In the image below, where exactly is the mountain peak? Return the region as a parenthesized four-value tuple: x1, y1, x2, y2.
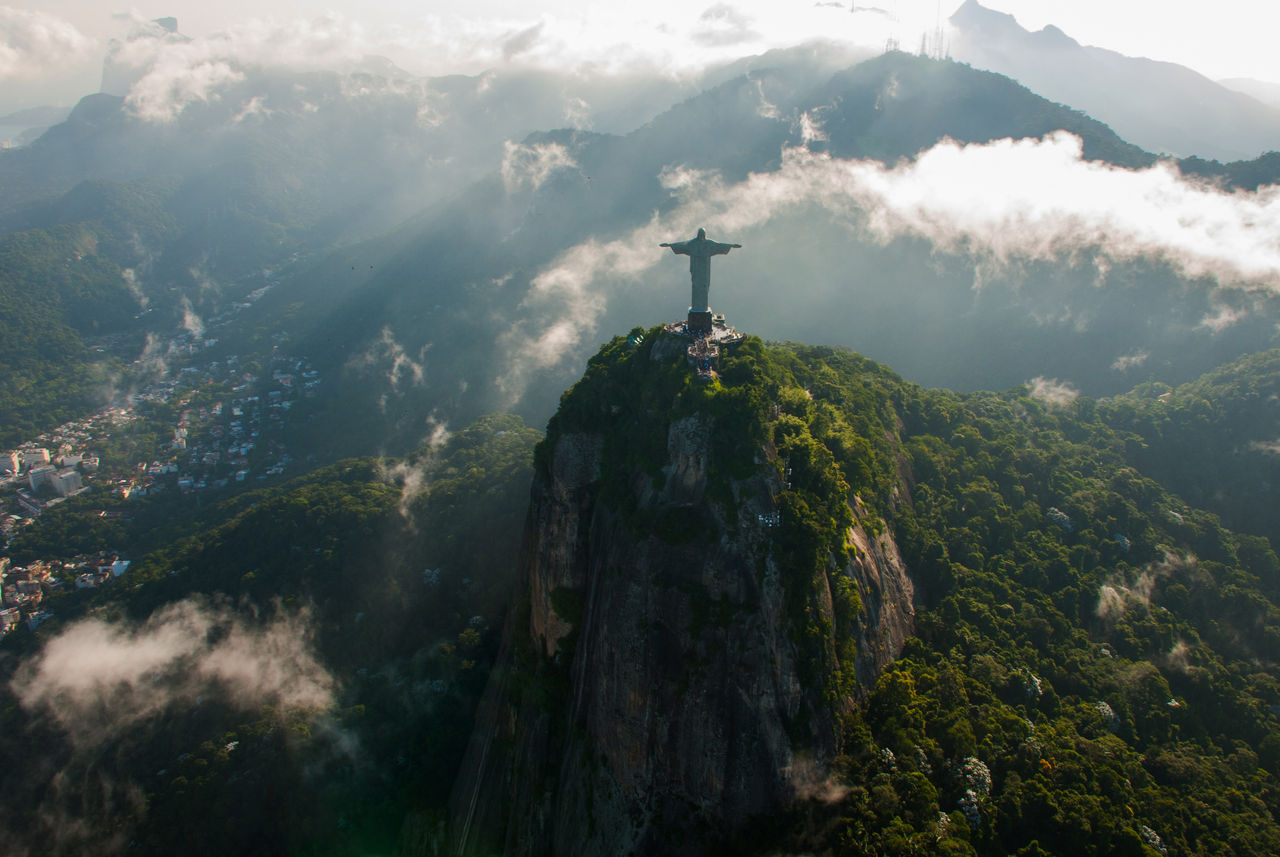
(947, 0, 1280, 160)
(950, 1, 1077, 48)
(950, 0, 1021, 34)
(450, 332, 916, 855)
(1033, 23, 1079, 49)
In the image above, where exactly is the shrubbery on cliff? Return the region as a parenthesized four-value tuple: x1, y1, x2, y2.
(546, 329, 1280, 855)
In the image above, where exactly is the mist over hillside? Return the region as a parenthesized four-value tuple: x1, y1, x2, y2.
(6, 33, 1280, 456)
(242, 51, 1280, 456)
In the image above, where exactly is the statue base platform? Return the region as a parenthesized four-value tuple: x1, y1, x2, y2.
(663, 312, 745, 382)
(687, 310, 713, 331)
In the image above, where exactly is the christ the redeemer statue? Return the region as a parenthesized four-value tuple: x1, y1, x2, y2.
(660, 228, 740, 329)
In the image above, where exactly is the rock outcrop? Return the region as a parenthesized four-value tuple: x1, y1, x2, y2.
(450, 331, 916, 856)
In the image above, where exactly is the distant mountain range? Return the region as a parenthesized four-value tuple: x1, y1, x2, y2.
(178, 49, 1271, 465)
(949, 0, 1280, 161)
(5, 39, 1280, 456)
(0, 105, 71, 148)
(1220, 78, 1280, 111)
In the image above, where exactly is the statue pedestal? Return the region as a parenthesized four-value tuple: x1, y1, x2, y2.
(687, 310, 713, 331)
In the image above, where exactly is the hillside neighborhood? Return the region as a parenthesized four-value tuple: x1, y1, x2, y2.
(1, 330, 322, 636)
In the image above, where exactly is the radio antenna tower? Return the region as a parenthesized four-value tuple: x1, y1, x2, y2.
(882, 0, 901, 54)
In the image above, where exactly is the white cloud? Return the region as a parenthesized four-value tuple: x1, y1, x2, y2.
(1111, 350, 1149, 371)
(1026, 377, 1080, 407)
(844, 133, 1280, 289)
(693, 4, 760, 47)
(501, 21, 544, 61)
(101, 3, 889, 122)
(1165, 639, 1192, 673)
(1197, 301, 1246, 332)
(495, 132, 1280, 400)
(125, 54, 244, 121)
(12, 600, 334, 747)
(231, 93, 271, 122)
(495, 215, 667, 403)
(500, 139, 579, 192)
(352, 326, 427, 399)
(1096, 584, 1126, 622)
(118, 15, 373, 121)
(795, 110, 828, 144)
(750, 72, 781, 119)
(179, 295, 204, 338)
(562, 95, 591, 130)
(136, 331, 173, 379)
(378, 415, 451, 520)
(0, 6, 89, 81)
(1096, 551, 1195, 620)
(120, 267, 148, 309)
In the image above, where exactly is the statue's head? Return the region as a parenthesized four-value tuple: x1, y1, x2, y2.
(697, 227, 706, 238)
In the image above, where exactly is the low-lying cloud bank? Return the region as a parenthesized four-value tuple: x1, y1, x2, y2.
(98, 3, 897, 123)
(0, 6, 90, 80)
(13, 599, 334, 747)
(502, 132, 1280, 398)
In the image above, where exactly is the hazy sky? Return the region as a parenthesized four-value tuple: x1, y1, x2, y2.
(4, 1, 1280, 113)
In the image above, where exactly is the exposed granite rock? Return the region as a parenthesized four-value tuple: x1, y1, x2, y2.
(450, 343, 917, 856)
(845, 504, 915, 689)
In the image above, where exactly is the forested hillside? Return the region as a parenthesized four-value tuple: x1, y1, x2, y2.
(5, 328, 1280, 854)
(0, 415, 539, 855)
(459, 332, 1280, 856)
(1100, 348, 1280, 547)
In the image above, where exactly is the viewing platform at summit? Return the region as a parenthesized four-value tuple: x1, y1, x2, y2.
(664, 315, 744, 381)
(659, 227, 745, 381)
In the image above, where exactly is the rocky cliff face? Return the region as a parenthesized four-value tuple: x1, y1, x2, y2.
(450, 332, 916, 856)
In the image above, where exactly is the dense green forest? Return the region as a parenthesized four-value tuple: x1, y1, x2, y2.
(1099, 348, 1280, 547)
(752, 343, 1280, 856)
(6, 325, 1280, 856)
(0, 178, 183, 446)
(535, 331, 1280, 856)
(0, 414, 540, 855)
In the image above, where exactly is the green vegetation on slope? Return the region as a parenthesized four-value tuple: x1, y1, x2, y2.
(751, 354, 1280, 857)
(0, 414, 540, 856)
(1100, 347, 1280, 548)
(7, 324, 1280, 857)
(543, 331, 1280, 856)
(0, 178, 184, 445)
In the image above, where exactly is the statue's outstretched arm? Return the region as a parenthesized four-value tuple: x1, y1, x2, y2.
(706, 241, 742, 255)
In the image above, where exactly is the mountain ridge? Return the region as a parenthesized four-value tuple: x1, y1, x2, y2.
(949, 0, 1280, 161)
(451, 330, 915, 855)
(448, 331, 1280, 856)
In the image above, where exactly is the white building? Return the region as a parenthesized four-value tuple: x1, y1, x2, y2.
(27, 465, 57, 493)
(21, 448, 50, 468)
(53, 468, 83, 495)
(103, 559, 130, 577)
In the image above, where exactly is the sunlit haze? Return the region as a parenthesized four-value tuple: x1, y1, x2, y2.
(4, 1, 1280, 113)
